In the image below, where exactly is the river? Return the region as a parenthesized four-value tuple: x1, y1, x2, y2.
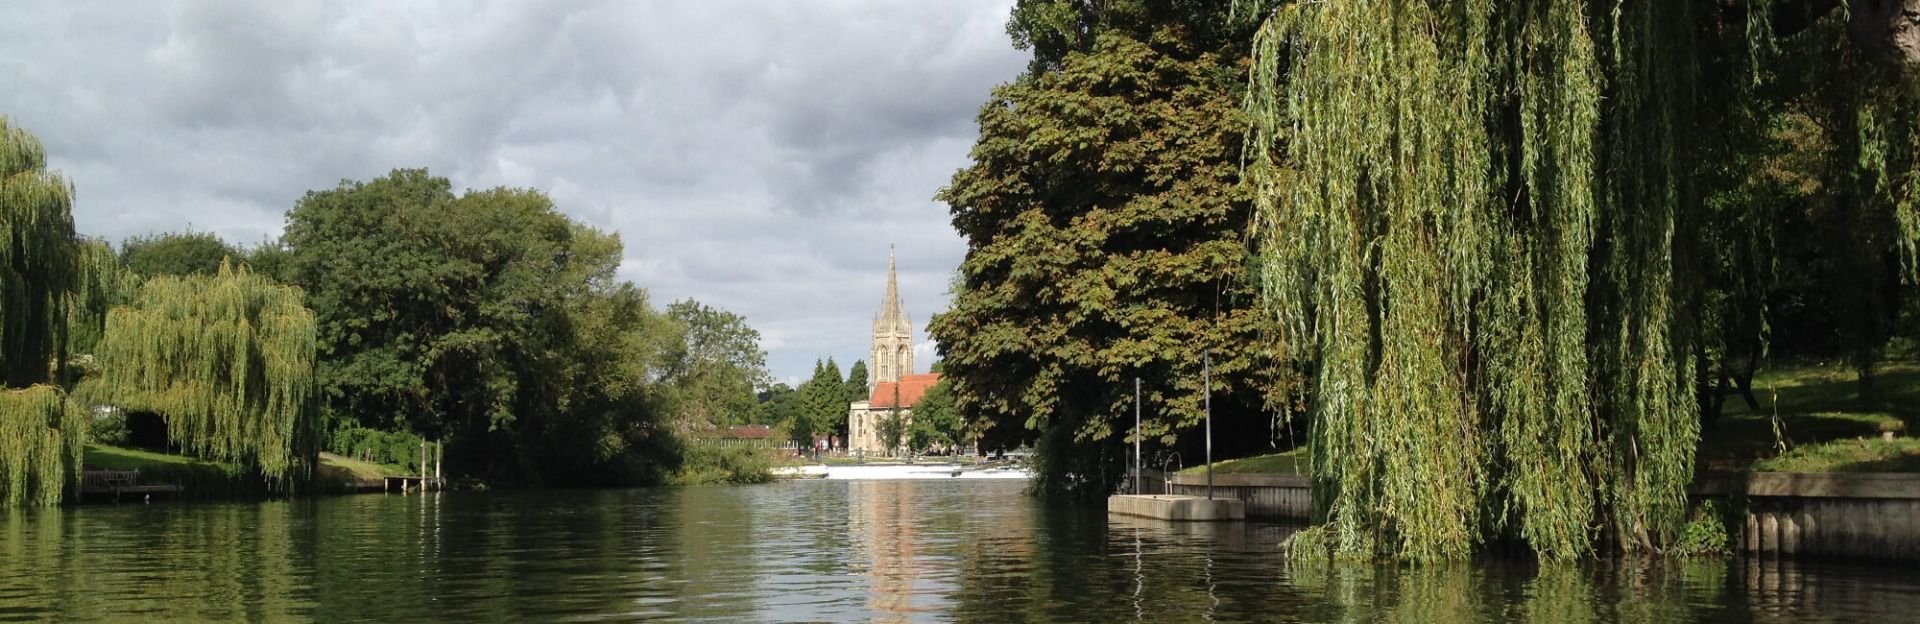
(2, 479, 1917, 622)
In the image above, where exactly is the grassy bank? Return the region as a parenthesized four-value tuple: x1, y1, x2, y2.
(1177, 362, 1920, 477)
(1700, 362, 1920, 473)
(82, 444, 409, 498)
(1179, 446, 1308, 475)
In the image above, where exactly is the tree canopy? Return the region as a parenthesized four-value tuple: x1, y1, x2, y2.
(82, 263, 318, 490)
(281, 169, 682, 483)
(657, 299, 769, 428)
(932, 5, 1287, 500)
(119, 231, 238, 279)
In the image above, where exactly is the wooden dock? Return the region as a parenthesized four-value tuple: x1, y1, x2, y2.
(383, 476, 444, 493)
(80, 470, 183, 502)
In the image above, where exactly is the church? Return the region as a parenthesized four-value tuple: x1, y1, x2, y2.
(846, 251, 940, 455)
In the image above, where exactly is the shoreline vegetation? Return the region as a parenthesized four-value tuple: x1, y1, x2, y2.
(3, 118, 793, 508)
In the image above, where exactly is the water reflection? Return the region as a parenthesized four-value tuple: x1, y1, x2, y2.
(3, 482, 1920, 622)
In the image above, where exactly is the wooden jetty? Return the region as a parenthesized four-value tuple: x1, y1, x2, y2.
(80, 470, 183, 502)
(383, 438, 447, 493)
(383, 475, 445, 493)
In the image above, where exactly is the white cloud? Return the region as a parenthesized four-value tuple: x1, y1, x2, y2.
(0, 0, 1025, 381)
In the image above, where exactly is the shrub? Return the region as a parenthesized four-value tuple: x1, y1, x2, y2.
(669, 444, 772, 485)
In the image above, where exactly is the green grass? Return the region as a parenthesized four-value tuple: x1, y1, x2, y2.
(315, 452, 408, 483)
(1753, 437, 1920, 473)
(1699, 361, 1920, 473)
(85, 444, 239, 474)
(84, 445, 410, 496)
(83, 444, 259, 498)
(1180, 446, 1309, 475)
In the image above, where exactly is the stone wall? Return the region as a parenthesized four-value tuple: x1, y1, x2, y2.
(1728, 473, 1920, 561)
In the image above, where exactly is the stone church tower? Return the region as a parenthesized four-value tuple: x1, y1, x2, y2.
(870, 249, 914, 388)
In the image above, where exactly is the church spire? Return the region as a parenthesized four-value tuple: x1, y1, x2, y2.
(881, 246, 905, 327)
(871, 247, 914, 386)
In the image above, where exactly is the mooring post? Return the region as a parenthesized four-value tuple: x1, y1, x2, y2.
(1134, 377, 1142, 495)
(1204, 351, 1213, 500)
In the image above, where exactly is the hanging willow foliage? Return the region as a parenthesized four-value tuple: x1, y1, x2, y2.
(84, 263, 319, 490)
(64, 240, 139, 363)
(1, 116, 79, 388)
(1247, 0, 1920, 560)
(1, 117, 84, 508)
(0, 387, 84, 508)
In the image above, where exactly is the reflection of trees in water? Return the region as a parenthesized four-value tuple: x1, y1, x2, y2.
(5, 489, 1920, 621)
(0, 502, 312, 620)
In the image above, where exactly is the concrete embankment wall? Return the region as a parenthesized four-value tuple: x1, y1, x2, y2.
(1695, 472, 1920, 562)
(1159, 469, 1920, 560)
(1167, 473, 1311, 520)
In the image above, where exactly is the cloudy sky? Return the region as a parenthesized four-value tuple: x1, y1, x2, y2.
(0, 1, 1028, 385)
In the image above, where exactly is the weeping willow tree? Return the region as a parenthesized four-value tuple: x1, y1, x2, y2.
(0, 117, 87, 507)
(65, 239, 139, 364)
(1242, 0, 1920, 559)
(84, 263, 319, 490)
(1245, 0, 1609, 561)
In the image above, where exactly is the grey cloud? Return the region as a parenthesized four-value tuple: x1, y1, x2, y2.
(0, 0, 1026, 383)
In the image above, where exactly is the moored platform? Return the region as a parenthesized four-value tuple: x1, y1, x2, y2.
(1107, 494, 1245, 521)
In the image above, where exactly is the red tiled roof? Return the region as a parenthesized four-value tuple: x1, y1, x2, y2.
(869, 373, 940, 409)
(727, 425, 774, 440)
(695, 425, 774, 440)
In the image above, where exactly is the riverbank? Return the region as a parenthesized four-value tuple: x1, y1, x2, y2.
(79, 444, 411, 500)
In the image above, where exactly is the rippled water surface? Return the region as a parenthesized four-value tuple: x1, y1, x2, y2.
(3, 480, 1919, 622)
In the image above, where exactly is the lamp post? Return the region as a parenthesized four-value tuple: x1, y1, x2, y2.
(1204, 351, 1213, 500)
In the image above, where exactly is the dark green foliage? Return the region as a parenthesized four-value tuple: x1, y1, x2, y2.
(669, 443, 772, 485)
(932, 12, 1286, 500)
(118, 231, 237, 278)
(0, 117, 78, 389)
(797, 358, 846, 439)
(658, 299, 769, 428)
(754, 383, 805, 445)
(282, 169, 678, 485)
(908, 377, 965, 453)
(325, 425, 427, 473)
(843, 360, 868, 406)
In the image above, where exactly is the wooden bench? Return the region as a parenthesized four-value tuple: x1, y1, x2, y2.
(80, 469, 183, 501)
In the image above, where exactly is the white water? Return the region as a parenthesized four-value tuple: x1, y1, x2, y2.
(773, 463, 1031, 480)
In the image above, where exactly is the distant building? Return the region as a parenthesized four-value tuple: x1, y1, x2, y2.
(847, 249, 938, 454)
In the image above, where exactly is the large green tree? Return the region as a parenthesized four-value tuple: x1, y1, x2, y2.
(932, 4, 1286, 500)
(283, 169, 676, 483)
(657, 299, 769, 428)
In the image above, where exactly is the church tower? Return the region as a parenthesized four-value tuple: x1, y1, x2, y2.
(871, 248, 914, 388)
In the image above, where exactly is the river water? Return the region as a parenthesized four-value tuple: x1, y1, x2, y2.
(1, 479, 1916, 622)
